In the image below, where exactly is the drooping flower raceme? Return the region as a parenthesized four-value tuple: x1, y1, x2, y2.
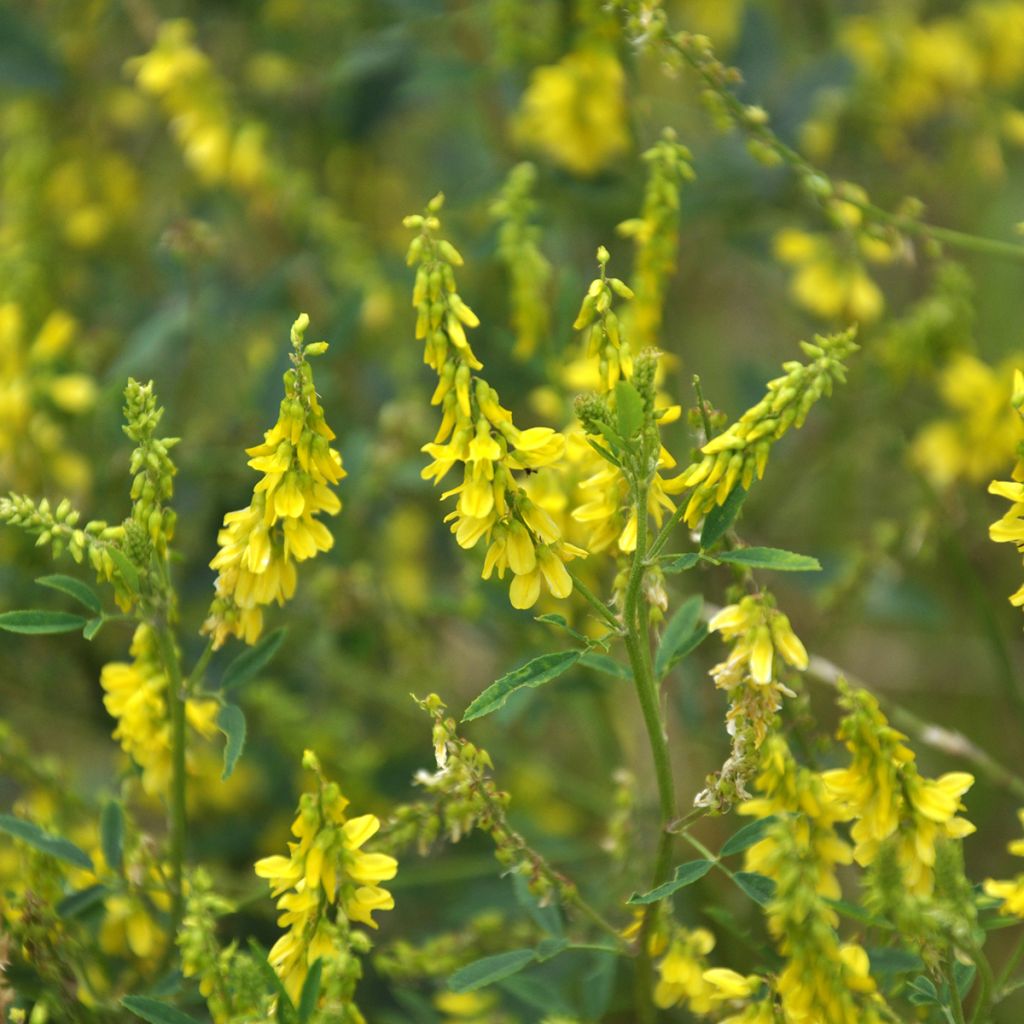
(254, 750, 397, 1013)
(741, 736, 890, 1024)
(405, 195, 585, 609)
(697, 594, 808, 810)
(822, 683, 975, 897)
(203, 314, 344, 648)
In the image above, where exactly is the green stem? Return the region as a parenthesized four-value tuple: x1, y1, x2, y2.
(968, 943, 996, 1024)
(946, 961, 969, 1024)
(186, 638, 215, 691)
(154, 623, 188, 941)
(570, 569, 623, 632)
(623, 479, 677, 1024)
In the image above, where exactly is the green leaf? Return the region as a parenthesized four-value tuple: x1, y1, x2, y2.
(662, 552, 700, 573)
(58, 883, 108, 919)
(534, 613, 587, 643)
(715, 547, 821, 572)
(221, 627, 287, 691)
(0, 610, 86, 635)
(907, 976, 939, 1006)
(101, 800, 124, 873)
(83, 616, 105, 641)
(655, 596, 703, 678)
(246, 939, 296, 1021)
(297, 958, 323, 1023)
(579, 651, 631, 680)
(462, 651, 581, 722)
(734, 871, 775, 906)
(535, 937, 569, 961)
(700, 487, 746, 550)
(448, 949, 537, 993)
(121, 996, 204, 1024)
(867, 947, 924, 976)
(217, 704, 247, 781)
(497, 972, 573, 1016)
(614, 380, 645, 438)
(108, 548, 140, 594)
(627, 859, 712, 904)
(720, 815, 779, 857)
(0, 814, 93, 870)
(35, 574, 101, 613)
(953, 962, 976, 1000)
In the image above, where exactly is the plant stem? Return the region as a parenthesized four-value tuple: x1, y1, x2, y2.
(154, 622, 188, 940)
(947, 961, 969, 1024)
(570, 569, 623, 632)
(623, 478, 677, 1023)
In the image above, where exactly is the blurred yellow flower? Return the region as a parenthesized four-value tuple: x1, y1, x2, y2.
(514, 49, 630, 176)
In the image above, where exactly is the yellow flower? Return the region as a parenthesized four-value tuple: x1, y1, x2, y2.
(984, 811, 1024, 916)
(774, 225, 890, 323)
(653, 927, 716, 1011)
(407, 198, 584, 609)
(254, 750, 396, 1008)
(513, 48, 630, 177)
(203, 315, 344, 647)
(100, 625, 220, 797)
(912, 354, 1023, 489)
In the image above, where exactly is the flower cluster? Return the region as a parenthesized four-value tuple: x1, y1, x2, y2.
(406, 196, 585, 609)
(203, 314, 344, 648)
(129, 20, 268, 190)
(254, 750, 397, 1012)
(490, 162, 552, 360)
(741, 736, 890, 1024)
(822, 684, 975, 896)
(513, 48, 630, 177)
(912, 353, 1023, 489)
(773, 190, 896, 324)
(569, 253, 686, 556)
(100, 625, 219, 797)
(697, 594, 807, 810)
(617, 129, 694, 350)
(0, 303, 95, 494)
(676, 328, 859, 527)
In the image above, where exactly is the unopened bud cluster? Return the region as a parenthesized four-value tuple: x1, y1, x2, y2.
(676, 329, 858, 526)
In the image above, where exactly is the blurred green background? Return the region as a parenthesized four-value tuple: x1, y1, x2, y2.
(5, 0, 1024, 1020)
